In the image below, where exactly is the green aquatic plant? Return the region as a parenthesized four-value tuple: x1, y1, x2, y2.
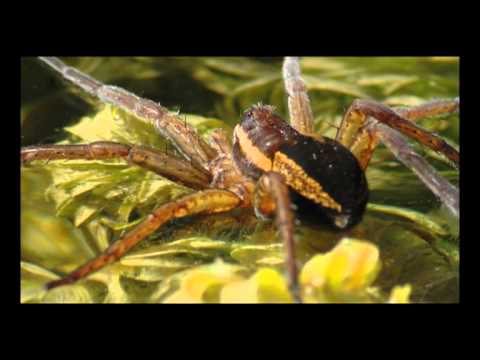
(21, 57, 459, 303)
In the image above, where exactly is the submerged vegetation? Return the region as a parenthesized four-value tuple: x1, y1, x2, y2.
(21, 57, 459, 303)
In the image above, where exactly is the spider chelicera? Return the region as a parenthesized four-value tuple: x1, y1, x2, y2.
(21, 57, 460, 302)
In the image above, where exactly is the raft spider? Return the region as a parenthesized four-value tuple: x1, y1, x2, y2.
(21, 57, 459, 302)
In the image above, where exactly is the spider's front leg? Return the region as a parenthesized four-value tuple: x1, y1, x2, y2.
(21, 141, 211, 190)
(254, 171, 301, 303)
(45, 189, 241, 290)
(37, 57, 217, 172)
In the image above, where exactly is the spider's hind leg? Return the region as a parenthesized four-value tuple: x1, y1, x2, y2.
(336, 99, 460, 218)
(373, 122, 459, 218)
(394, 98, 459, 122)
(336, 99, 459, 170)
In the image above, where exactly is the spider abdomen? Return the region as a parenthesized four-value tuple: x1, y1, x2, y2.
(274, 136, 368, 229)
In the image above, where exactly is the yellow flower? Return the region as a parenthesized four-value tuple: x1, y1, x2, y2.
(388, 285, 412, 304)
(300, 238, 381, 297)
(220, 268, 293, 303)
(163, 260, 244, 303)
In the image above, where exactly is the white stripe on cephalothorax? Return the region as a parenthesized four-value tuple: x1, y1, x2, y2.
(234, 125, 272, 171)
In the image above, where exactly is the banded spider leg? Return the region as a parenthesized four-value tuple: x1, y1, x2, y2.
(24, 58, 242, 290)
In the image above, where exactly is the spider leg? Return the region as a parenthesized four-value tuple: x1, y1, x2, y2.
(283, 57, 315, 135)
(208, 128, 233, 155)
(394, 98, 459, 121)
(335, 99, 459, 217)
(21, 141, 211, 190)
(372, 122, 459, 218)
(254, 171, 301, 303)
(336, 99, 459, 169)
(37, 57, 217, 172)
(45, 189, 241, 290)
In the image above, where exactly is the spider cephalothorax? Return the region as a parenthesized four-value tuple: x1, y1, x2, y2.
(21, 57, 459, 302)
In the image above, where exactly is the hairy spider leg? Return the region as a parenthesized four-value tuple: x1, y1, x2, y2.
(336, 99, 459, 217)
(37, 57, 217, 172)
(283, 57, 315, 135)
(373, 122, 459, 218)
(254, 172, 301, 303)
(336, 99, 459, 169)
(21, 141, 211, 190)
(394, 98, 459, 122)
(208, 129, 233, 154)
(45, 189, 241, 290)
